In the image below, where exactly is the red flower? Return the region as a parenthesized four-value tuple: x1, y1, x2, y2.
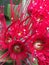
(28, 0, 49, 38)
(28, 33, 49, 65)
(28, 0, 49, 16)
(0, 15, 33, 65)
(0, 12, 7, 50)
(0, 0, 49, 65)
(32, 19, 49, 37)
(8, 40, 31, 65)
(1, 31, 32, 65)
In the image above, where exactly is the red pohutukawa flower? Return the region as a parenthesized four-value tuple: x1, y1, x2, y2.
(0, 0, 49, 65)
(28, 0, 49, 36)
(27, 0, 49, 65)
(28, 0, 49, 26)
(28, 0, 49, 16)
(8, 40, 30, 65)
(26, 33, 49, 65)
(0, 6, 7, 50)
(0, 12, 33, 65)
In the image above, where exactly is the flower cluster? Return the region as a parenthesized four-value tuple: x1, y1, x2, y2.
(0, 0, 49, 65)
(28, 0, 49, 65)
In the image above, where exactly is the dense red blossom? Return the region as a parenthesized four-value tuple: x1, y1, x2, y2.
(28, 0, 49, 38)
(0, 16, 33, 65)
(27, 33, 49, 65)
(27, 0, 49, 64)
(0, 0, 49, 65)
(0, 13, 7, 50)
